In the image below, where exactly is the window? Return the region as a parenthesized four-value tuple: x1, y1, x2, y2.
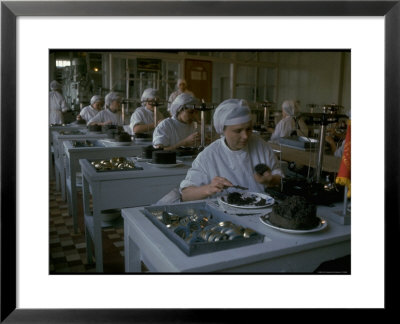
(55, 60, 71, 68)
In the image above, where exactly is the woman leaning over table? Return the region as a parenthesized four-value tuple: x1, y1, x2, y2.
(180, 98, 282, 202)
(77, 95, 104, 124)
(87, 92, 123, 126)
(269, 100, 308, 142)
(129, 88, 164, 135)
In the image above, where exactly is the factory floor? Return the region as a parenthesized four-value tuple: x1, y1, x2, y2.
(49, 178, 350, 275)
(49, 179, 126, 273)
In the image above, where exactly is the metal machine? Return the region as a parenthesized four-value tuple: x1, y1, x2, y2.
(267, 104, 349, 205)
(193, 100, 215, 149)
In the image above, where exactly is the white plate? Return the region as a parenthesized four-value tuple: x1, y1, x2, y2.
(259, 213, 328, 234)
(218, 191, 275, 209)
(146, 160, 183, 168)
(100, 139, 133, 146)
(134, 157, 152, 162)
(134, 138, 152, 143)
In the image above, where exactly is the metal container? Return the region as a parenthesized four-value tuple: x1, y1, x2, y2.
(141, 202, 264, 256)
(278, 136, 318, 149)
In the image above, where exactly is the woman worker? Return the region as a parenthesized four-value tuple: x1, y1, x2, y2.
(129, 88, 164, 135)
(269, 100, 308, 142)
(153, 93, 200, 150)
(180, 98, 282, 202)
(167, 79, 194, 115)
(77, 95, 104, 124)
(49, 80, 69, 125)
(87, 92, 123, 126)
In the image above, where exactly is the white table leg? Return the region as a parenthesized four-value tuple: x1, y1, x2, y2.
(69, 157, 79, 234)
(82, 175, 93, 265)
(90, 185, 104, 272)
(60, 151, 66, 201)
(127, 236, 142, 273)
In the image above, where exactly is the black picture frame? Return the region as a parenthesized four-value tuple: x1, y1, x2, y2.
(1, 1, 398, 322)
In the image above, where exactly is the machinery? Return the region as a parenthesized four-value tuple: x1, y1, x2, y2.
(266, 104, 349, 205)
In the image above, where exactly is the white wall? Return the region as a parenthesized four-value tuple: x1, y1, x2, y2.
(276, 51, 350, 114)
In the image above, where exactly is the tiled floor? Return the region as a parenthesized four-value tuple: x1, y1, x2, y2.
(49, 179, 125, 273)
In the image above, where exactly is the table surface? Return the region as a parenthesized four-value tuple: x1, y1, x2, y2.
(122, 200, 351, 273)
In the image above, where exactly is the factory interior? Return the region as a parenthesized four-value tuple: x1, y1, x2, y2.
(49, 50, 351, 274)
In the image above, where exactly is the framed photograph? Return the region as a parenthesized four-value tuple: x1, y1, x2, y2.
(1, 0, 397, 322)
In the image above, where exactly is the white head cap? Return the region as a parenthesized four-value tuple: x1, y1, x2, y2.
(282, 100, 296, 117)
(170, 93, 197, 117)
(90, 95, 104, 105)
(213, 99, 252, 134)
(50, 80, 61, 91)
(105, 92, 122, 108)
(141, 88, 159, 103)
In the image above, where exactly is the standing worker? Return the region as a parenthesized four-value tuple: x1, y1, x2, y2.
(49, 80, 69, 125)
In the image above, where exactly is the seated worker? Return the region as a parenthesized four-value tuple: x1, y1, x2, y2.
(153, 93, 200, 150)
(87, 92, 124, 126)
(180, 99, 282, 202)
(129, 88, 164, 135)
(77, 95, 104, 124)
(325, 120, 348, 157)
(167, 79, 195, 116)
(269, 100, 308, 142)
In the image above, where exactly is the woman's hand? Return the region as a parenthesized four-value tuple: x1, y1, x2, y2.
(181, 176, 233, 201)
(182, 132, 200, 147)
(254, 170, 281, 188)
(205, 177, 233, 196)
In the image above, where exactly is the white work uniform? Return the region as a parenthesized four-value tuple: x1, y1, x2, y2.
(80, 105, 101, 124)
(49, 91, 68, 124)
(153, 117, 196, 147)
(335, 140, 346, 158)
(180, 134, 282, 196)
(270, 116, 308, 142)
(129, 106, 163, 134)
(88, 109, 123, 126)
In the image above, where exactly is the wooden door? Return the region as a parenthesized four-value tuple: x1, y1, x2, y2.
(184, 59, 212, 102)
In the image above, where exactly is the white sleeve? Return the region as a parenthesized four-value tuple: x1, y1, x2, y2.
(60, 98, 68, 112)
(334, 140, 345, 157)
(88, 111, 103, 124)
(270, 120, 284, 141)
(179, 154, 210, 192)
(80, 107, 89, 121)
(130, 110, 143, 129)
(152, 121, 172, 146)
(265, 144, 282, 176)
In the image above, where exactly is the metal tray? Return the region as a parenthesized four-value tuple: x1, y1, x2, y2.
(141, 202, 264, 256)
(89, 159, 143, 172)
